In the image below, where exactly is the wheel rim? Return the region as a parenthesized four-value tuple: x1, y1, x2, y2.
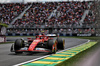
(52, 44, 57, 53)
(52, 45, 55, 52)
(55, 44, 57, 53)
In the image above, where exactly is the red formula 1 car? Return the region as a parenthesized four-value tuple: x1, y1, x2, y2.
(10, 34, 65, 54)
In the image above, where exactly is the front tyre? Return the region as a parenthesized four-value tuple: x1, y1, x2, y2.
(47, 40, 57, 54)
(57, 38, 65, 50)
(14, 39, 24, 54)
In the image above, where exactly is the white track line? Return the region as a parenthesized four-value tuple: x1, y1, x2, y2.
(13, 40, 90, 66)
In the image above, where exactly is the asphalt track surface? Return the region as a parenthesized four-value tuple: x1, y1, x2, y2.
(0, 37, 88, 66)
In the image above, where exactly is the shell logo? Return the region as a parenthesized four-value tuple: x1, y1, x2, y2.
(32, 42, 37, 44)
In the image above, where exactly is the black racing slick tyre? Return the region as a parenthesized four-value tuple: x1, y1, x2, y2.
(57, 38, 65, 50)
(47, 40, 56, 54)
(14, 39, 24, 54)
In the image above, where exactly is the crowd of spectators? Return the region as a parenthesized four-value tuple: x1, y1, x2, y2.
(7, 28, 95, 35)
(47, 1, 89, 27)
(13, 1, 91, 28)
(0, 3, 31, 25)
(7, 29, 49, 35)
(0, 1, 96, 35)
(13, 2, 59, 28)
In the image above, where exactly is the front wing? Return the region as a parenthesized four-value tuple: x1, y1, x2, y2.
(11, 47, 51, 53)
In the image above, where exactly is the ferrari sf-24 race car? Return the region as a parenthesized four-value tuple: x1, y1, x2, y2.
(10, 34, 65, 54)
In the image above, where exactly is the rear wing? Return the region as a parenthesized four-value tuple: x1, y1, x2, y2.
(46, 34, 59, 37)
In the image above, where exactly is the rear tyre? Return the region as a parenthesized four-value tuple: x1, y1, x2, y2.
(57, 38, 65, 50)
(14, 39, 24, 54)
(47, 40, 56, 54)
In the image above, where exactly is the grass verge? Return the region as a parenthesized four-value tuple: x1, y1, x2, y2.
(56, 37, 100, 66)
(60, 36, 100, 41)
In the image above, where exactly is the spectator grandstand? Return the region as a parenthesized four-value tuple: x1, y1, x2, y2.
(12, 2, 90, 28)
(13, 2, 59, 28)
(0, 1, 98, 36)
(48, 1, 88, 27)
(0, 3, 31, 25)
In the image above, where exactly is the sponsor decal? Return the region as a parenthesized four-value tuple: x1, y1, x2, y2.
(1, 27, 6, 35)
(47, 34, 56, 36)
(32, 42, 37, 44)
(96, 34, 100, 36)
(0, 37, 4, 42)
(35, 48, 45, 50)
(34, 40, 41, 42)
(77, 34, 91, 36)
(24, 47, 28, 50)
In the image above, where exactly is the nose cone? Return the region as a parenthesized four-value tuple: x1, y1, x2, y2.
(28, 40, 42, 51)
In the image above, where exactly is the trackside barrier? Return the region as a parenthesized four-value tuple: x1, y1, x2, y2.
(20, 42, 97, 66)
(6, 33, 98, 36)
(0, 36, 6, 43)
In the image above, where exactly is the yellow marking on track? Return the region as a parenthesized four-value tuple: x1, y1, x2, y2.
(31, 61, 54, 64)
(66, 51, 79, 54)
(31, 61, 61, 64)
(60, 52, 75, 54)
(67, 50, 79, 51)
(52, 54, 70, 56)
(60, 52, 76, 56)
(66, 51, 79, 52)
(57, 61, 62, 63)
(44, 57, 64, 60)
(65, 58, 70, 60)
